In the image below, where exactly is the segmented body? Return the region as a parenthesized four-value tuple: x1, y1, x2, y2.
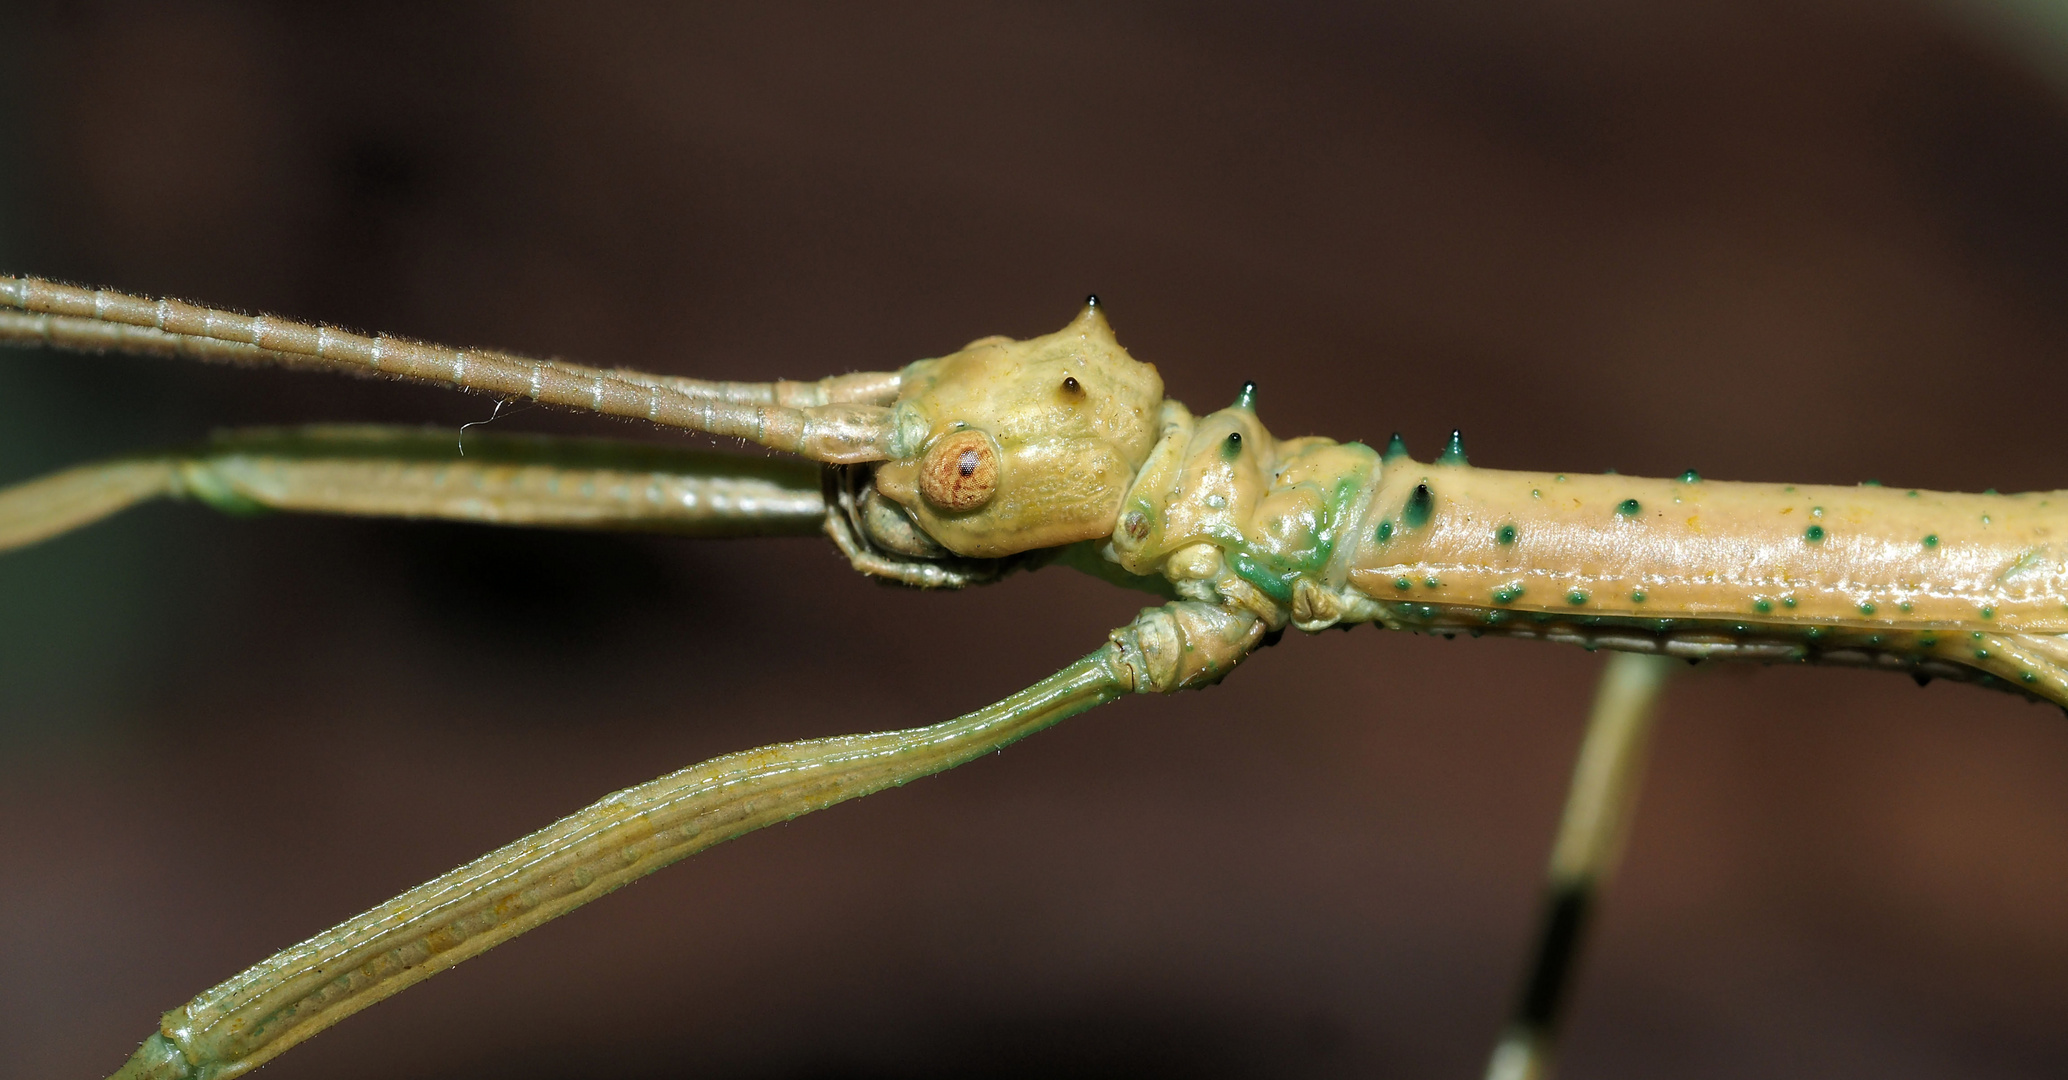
(1106, 397, 2068, 706)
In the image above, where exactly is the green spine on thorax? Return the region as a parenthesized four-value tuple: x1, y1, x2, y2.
(1437, 429, 1468, 466)
(1404, 482, 1433, 528)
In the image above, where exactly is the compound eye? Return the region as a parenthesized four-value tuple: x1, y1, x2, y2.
(919, 430, 1000, 512)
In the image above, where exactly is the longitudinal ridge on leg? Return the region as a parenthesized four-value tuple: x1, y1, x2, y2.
(0, 425, 831, 554)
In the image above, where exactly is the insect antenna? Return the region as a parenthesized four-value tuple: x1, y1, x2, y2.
(0, 275, 903, 464)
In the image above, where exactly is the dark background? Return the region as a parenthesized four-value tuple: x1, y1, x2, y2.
(5, 3, 2068, 1078)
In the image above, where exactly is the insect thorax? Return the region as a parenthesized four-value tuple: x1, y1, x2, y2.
(1105, 395, 1386, 632)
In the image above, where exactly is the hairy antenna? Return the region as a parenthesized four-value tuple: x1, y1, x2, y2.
(0, 276, 900, 464)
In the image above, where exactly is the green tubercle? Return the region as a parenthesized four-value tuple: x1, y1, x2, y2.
(1220, 431, 1244, 461)
(1680, 469, 1701, 483)
(1394, 577, 1413, 591)
(1493, 584, 1524, 605)
(1495, 523, 1518, 545)
(1567, 589, 1589, 606)
(1375, 521, 1393, 543)
(1859, 602, 1877, 616)
(1805, 525, 1825, 542)
(1384, 432, 1409, 461)
(1616, 498, 1641, 516)
(1438, 429, 1469, 465)
(1230, 381, 1258, 411)
(1980, 606, 1995, 619)
(1922, 534, 1938, 548)
(1753, 599, 1773, 614)
(1403, 483, 1433, 528)
(1630, 590, 1647, 603)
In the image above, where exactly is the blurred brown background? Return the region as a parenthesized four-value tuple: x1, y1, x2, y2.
(5, 3, 2068, 1078)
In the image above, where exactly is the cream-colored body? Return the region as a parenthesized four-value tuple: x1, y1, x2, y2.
(1085, 392, 2068, 702)
(1352, 465, 2068, 634)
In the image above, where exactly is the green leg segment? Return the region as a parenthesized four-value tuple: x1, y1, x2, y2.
(102, 590, 1261, 1079)
(111, 645, 1134, 1080)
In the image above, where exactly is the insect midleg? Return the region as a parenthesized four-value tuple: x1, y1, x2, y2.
(1485, 652, 1675, 1080)
(0, 425, 830, 556)
(108, 645, 1135, 1080)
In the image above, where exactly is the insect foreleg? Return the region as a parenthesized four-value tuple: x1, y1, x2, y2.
(1485, 652, 1675, 1080)
(0, 455, 182, 554)
(0, 425, 831, 555)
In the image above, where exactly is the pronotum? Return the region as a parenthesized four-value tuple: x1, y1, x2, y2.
(1, 273, 2060, 1078)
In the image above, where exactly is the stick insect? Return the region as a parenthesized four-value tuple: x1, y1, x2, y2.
(3, 272, 2062, 1079)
